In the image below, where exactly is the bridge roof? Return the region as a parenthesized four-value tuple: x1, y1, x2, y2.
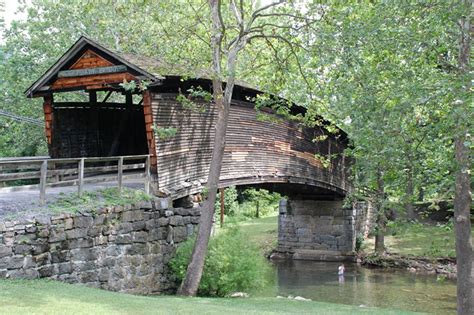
(24, 36, 348, 141)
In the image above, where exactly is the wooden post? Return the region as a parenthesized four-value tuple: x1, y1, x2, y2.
(220, 188, 225, 227)
(144, 155, 151, 194)
(43, 94, 53, 147)
(143, 90, 157, 174)
(89, 91, 97, 104)
(39, 160, 48, 205)
(118, 156, 124, 193)
(78, 158, 84, 197)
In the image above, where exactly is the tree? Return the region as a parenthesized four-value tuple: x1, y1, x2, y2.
(299, 2, 472, 311)
(177, 0, 322, 296)
(453, 1, 472, 313)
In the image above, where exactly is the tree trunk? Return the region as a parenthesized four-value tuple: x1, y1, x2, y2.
(454, 1, 472, 313)
(374, 169, 386, 254)
(256, 200, 260, 218)
(177, 0, 241, 296)
(177, 79, 229, 295)
(405, 164, 416, 221)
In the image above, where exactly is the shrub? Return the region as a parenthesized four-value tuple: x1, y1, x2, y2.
(169, 226, 270, 297)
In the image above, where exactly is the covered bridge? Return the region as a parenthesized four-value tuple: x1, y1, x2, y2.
(25, 36, 368, 257)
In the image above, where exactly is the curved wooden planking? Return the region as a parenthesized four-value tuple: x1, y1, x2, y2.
(152, 93, 350, 199)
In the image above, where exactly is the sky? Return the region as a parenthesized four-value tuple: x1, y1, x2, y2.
(4, 0, 26, 26)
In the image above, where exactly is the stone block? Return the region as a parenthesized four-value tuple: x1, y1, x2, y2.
(93, 215, 106, 225)
(26, 226, 37, 233)
(72, 261, 96, 272)
(148, 243, 161, 254)
(0, 245, 12, 258)
(32, 243, 50, 256)
(174, 208, 190, 216)
(87, 226, 103, 238)
(38, 265, 55, 277)
(50, 250, 70, 264)
(173, 227, 187, 243)
(158, 217, 169, 226)
(105, 245, 121, 257)
(68, 238, 93, 249)
(34, 252, 51, 266)
(169, 216, 183, 226)
(122, 210, 144, 222)
(74, 216, 93, 229)
(71, 248, 98, 261)
(13, 244, 32, 255)
(145, 219, 157, 231)
(49, 228, 66, 243)
(132, 231, 148, 243)
(98, 268, 110, 282)
(124, 244, 148, 256)
(94, 235, 108, 246)
(37, 228, 50, 238)
(79, 270, 98, 283)
(182, 216, 191, 225)
(117, 222, 133, 234)
(64, 218, 74, 230)
(155, 198, 170, 211)
(66, 228, 88, 239)
(188, 209, 201, 216)
(115, 234, 132, 245)
(132, 221, 146, 231)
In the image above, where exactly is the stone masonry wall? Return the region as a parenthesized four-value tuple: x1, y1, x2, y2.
(0, 198, 200, 294)
(277, 199, 372, 255)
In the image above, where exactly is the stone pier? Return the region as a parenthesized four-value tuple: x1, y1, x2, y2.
(276, 198, 372, 261)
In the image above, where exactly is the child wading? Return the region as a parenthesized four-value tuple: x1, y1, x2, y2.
(338, 264, 345, 275)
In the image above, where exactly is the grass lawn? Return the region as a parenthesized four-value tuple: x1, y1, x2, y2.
(237, 215, 278, 255)
(364, 222, 474, 258)
(0, 279, 418, 315)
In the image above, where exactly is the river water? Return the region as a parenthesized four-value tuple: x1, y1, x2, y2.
(255, 260, 457, 314)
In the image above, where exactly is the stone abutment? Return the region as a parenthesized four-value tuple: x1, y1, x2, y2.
(0, 198, 200, 294)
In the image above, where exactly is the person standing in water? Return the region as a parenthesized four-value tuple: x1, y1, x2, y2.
(338, 264, 345, 275)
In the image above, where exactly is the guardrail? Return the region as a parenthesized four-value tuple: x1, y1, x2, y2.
(0, 154, 151, 204)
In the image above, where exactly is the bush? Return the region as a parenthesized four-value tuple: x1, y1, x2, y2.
(169, 227, 270, 297)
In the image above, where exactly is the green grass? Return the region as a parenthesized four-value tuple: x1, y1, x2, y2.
(46, 187, 152, 214)
(0, 279, 418, 314)
(364, 221, 474, 258)
(237, 215, 278, 255)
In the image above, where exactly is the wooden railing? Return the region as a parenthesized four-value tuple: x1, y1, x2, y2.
(0, 154, 151, 204)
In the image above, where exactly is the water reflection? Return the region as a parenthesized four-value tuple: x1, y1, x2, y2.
(259, 260, 456, 314)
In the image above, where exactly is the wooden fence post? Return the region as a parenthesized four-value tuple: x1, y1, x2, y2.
(39, 160, 48, 205)
(144, 155, 151, 194)
(118, 157, 124, 193)
(78, 158, 84, 197)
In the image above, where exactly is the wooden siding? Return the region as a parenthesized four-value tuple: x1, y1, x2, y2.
(152, 94, 349, 197)
(69, 49, 114, 70)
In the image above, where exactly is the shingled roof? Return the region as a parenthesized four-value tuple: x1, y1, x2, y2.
(25, 36, 258, 97)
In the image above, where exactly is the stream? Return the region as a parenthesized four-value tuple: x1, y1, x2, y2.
(255, 260, 457, 314)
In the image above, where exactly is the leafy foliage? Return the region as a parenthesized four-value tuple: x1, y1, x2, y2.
(152, 125, 178, 140)
(169, 226, 270, 297)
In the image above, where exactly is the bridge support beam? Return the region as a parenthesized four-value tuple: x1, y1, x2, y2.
(276, 198, 370, 261)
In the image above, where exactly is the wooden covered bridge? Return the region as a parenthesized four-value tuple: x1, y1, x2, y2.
(17, 36, 367, 257)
